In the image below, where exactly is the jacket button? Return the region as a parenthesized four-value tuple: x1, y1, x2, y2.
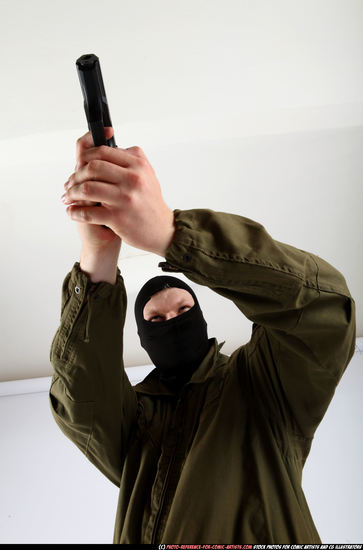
(74, 286, 81, 295)
(182, 254, 191, 263)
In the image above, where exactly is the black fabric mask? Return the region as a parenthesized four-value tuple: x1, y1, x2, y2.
(134, 276, 211, 387)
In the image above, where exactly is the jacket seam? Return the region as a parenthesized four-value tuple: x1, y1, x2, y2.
(170, 241, 352, 298)
(171, 240, 312, 281)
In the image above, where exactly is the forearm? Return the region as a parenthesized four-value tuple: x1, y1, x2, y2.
(80, 237, 122, 284)
(164, 208, 353, 314)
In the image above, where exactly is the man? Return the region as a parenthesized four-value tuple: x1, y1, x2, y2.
(50, 128, 356, 544)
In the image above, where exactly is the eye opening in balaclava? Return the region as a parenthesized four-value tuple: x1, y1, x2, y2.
(142, 285, 195, 323)
(134, 276, 211, 386)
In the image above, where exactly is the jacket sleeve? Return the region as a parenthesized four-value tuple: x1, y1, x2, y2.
(49, 263, 138, 486)
(163, 209, 356, 441)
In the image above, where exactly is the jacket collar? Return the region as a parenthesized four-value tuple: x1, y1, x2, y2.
(133, 338, 226, 396)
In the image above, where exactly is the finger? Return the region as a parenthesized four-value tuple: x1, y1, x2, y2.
(79, 143, 143, 169)
(67, 160, 130, 191)
(75, 127, 114, 168)
(63, 180, 121, 205)
(61, 197, 97, 207)
(66, 204, 113, 226)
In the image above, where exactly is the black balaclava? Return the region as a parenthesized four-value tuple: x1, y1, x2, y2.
(134, 276, 211, 388)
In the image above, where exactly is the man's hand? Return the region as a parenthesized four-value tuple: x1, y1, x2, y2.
(62, 129, 176, 258)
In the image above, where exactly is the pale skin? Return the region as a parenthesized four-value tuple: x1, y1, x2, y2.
(61, 127, 176, 284)
(143, 288, 195, 322)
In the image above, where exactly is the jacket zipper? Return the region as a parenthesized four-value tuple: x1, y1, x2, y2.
(151, 397, 182, 544)
(151, 447, 178, 544)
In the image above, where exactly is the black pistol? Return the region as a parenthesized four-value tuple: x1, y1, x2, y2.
(76, 54, 117, 148)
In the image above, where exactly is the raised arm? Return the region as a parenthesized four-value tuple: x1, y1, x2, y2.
(161, 209, 356, 440)
(51, 129, 176, 484)
(51, 129, 136, 484)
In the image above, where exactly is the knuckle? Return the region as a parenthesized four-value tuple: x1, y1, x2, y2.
(87, 159, 100, 177)
(98, 145, 109, 156)
(122, 189, 133, 204)
(79, 149, 88, 163)
(128, 171, 142, 186)
(133, 146, 144, 156)
(80, 182, 90, 198)
(80, 208, 91, 222)
(136, 156, 148, 169)
(76, 137, 84, 155)
(128, 145, 145, 159)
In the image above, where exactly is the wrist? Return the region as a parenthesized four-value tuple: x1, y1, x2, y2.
(80, 238, 122, 284)
(153, 209, 176, 258)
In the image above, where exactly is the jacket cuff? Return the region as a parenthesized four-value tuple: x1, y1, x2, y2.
(159, 209, 201, 273)
(52, 262, 125, 361)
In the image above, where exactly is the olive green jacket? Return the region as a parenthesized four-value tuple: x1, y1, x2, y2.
(49, 209, 356, 544)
